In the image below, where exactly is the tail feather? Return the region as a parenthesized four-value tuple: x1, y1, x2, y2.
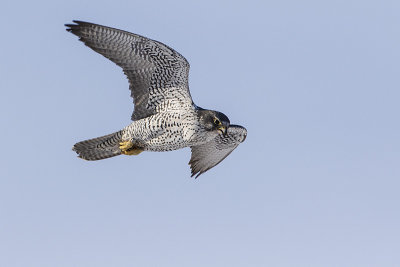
(73, 131, 123, 160)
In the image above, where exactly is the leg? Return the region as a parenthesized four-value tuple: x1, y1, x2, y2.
(119, 140, 144, 156)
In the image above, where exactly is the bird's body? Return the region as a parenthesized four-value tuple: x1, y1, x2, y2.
(66, 21, 247, 177)
(121, 108, 213, 152)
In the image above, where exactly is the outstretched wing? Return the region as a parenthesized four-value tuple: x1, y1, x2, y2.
(65, 20, 193, 121)
(189, 125, 247, 178)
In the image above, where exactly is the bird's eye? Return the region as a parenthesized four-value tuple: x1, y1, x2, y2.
(214, 118, 221, 125)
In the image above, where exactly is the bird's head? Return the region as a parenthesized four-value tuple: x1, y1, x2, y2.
(198, 110, 230, 136)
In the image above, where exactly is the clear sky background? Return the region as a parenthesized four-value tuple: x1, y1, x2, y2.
(1, 0, 399, 266)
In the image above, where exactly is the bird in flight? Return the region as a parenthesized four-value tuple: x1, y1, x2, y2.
(65, 21, 247, 178)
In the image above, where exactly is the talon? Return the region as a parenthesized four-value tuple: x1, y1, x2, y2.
(119, 140, 134, 151)
(119, 140, 144, 156)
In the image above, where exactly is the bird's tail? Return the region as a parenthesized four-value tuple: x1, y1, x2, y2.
(73, 130, 123, 160)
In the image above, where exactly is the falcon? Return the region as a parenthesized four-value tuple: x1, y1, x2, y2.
(65, 21, 247, 178)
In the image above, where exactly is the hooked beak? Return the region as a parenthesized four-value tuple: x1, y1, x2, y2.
(218, 124, 228, 137)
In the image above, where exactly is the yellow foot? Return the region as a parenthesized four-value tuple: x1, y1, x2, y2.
(119, 140, 144, 156)
(119, 140, 134, 151)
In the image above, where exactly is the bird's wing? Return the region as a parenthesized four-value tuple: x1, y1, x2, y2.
(189, 125, 247, 178)
(65, 21, 192, 121)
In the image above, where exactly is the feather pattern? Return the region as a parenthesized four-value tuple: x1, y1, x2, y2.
(189, 125, 247, 178)
(65, 20, 192, 121)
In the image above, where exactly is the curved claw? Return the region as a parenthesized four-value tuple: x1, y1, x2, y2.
(119, 140, 134, 151)
(119, 140, 144, 156)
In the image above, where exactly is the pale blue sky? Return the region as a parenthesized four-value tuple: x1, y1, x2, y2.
(1, 0, 399, 266)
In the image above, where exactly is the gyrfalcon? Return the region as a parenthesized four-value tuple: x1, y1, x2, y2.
(65, 21, 247, 178)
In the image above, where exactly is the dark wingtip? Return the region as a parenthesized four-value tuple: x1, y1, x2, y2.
(190, 171, 202, 179)
(190, 169, 200, 179)
(65, 24, 73, 32)
(65, 22, 76, 32)
(65, 20, 91, 32)
(189, 159, 203, 178)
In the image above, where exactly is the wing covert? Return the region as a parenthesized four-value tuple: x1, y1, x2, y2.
(189, 125, 247, 178)
(65, 20, 192, 120)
